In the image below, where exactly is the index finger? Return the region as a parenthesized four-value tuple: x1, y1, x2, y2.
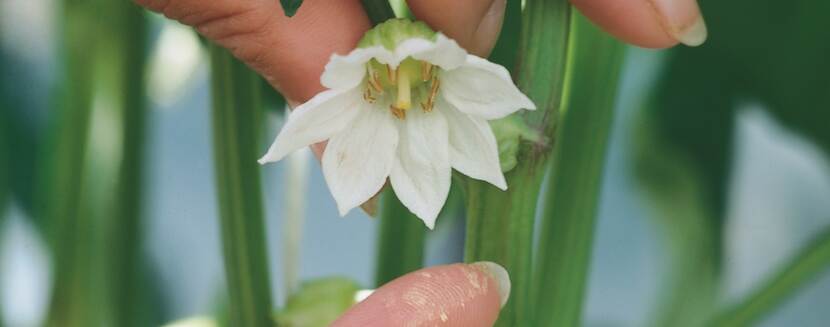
(135, 0, 370, 103)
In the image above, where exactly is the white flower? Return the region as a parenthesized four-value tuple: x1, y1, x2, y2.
(259, 19, 535, 229)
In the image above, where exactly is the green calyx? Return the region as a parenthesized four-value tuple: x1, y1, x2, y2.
(358, 18, 437, 50)
(490, 116, 546, 172)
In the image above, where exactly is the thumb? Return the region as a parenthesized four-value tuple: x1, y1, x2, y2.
(333, 262, 511, 327)
(406, 0, 507, 57)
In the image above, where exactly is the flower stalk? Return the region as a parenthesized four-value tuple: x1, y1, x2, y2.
(532, 11, 625, 327)
(209, 45, 274, 327)
(359, 0, 428, 287)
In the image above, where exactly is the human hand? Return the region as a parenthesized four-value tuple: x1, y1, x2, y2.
(135, 0, 707, 107)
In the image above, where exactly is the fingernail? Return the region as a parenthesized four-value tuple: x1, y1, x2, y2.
(472, 0, 507, 56)
(471, 261, 511, 307)
(648, 0, 708, 46)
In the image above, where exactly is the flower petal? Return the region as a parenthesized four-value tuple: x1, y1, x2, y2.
(389, 109, 451, 229)
(258, 88, 363, 164)
(321, 47, 394, 90)
(440, 100, 507, 190)
(440, 55, 536, 120)
(408, 34, 467, 70)
(322, 106, 399, 216)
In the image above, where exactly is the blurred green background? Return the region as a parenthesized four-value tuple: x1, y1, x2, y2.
(1, 0, 829, 326)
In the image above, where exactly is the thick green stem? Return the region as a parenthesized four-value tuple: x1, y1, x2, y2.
(210, 46, 274, 327)
(710, 228, 830, 327)
(464, 0, 571, 325)
(375, 189, 427, 286)
(532, 11, 625, 327)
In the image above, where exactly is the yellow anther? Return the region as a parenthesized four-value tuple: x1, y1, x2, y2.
(421, 101, 433, 113)
(394, 68, 411, 110)
(421, 62, 433, 82)
(363, 88, 376, 103)
(390, 106, 407, 120)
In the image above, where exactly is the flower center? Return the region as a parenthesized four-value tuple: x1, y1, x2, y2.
(363, 58, 440, 120)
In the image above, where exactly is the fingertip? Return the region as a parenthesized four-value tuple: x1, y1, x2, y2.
(333, 263, 509, 326)
(571, 0, 707, 49)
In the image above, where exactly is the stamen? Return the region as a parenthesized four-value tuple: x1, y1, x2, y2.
(369, 72, 383, 93)
(421, 101, 433, 113)
(421, 62, 433, 82)
(363, 88, 376, 103)
(387, 65, 397, 85)
(428, 76, 440, 106)
(390, 106, 407, 120)
(394, 69, 411, 111)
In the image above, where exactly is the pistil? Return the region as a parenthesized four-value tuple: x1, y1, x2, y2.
(390, 68, 412, 119)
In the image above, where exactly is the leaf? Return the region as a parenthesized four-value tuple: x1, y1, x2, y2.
(209, 45, 274, 327)
(280, 0, 304, 17)
(710, 228, 830, 326)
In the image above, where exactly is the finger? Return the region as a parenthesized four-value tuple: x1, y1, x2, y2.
(134, 0, 370, 103)
(406, 0, 506, 57)
(571, 0, 707, 48)
(332, 262, 510, 327)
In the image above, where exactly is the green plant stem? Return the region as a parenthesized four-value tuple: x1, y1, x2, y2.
(710, 227, 830, 327)
(210, 45, 274, 327)
(532, 11, 625, 327)
(360, 0, 396, 25)
(375, 189, 427, 286)
(109, 5, 149, 327)
(464, 0, 571, 326)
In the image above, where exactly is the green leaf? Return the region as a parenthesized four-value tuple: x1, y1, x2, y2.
(463, 0, 572, 326)
(280, 0, 304, 17)
(44, 1, 99, 325)
(276, 277, 360, 327)
(107, 5, 157, 327)
(532, 11, 625, 327)
(709, 228, 830, 327)
(209, 45, 275, 327)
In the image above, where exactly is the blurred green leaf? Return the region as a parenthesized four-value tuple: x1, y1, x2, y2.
(280, 0, 304, 17)
(44, 1, 99, 325)
(276, 277, 360, 327)
(210, 45, 275, 327)
(532, 11, 624, 327)
(710, 227, 830, 327)
(635, 0, 830, 325)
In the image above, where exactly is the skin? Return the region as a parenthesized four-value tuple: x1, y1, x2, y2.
(134, 0, 705, 325)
